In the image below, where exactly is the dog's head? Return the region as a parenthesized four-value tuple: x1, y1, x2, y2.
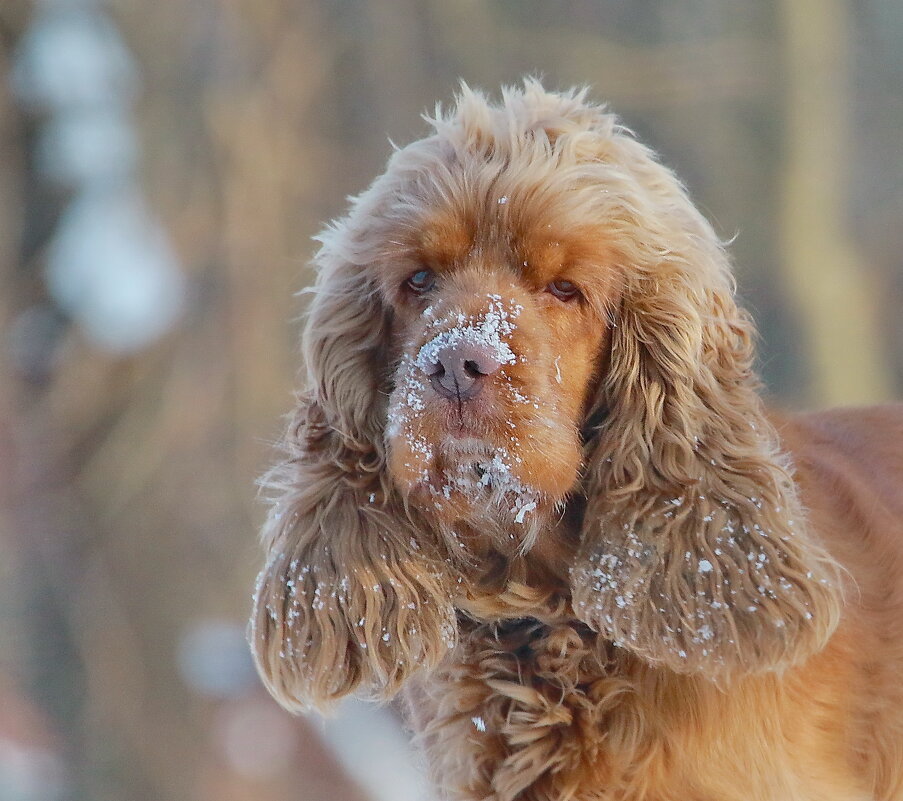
(251, 82, 843, 711)
(379, 148, 621, 544)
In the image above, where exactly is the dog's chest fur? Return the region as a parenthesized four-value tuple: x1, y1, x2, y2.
(408, 617, 862, 801)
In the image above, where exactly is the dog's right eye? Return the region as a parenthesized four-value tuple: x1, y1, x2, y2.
(547, 279, 581, 302)
(404, 269, 436, 294)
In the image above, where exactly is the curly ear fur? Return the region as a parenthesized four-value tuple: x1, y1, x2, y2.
(250, 227, 457, 712)
(571, 135, 844, 677)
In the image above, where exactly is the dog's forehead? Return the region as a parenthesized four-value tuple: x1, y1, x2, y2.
(411, 198, 595, 285)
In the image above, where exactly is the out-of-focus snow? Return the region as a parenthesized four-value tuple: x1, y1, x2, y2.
(313, 699, 438, 801)
(45, 189, 186, 354)
(11, 4, 138, 112)
(36, 110, 137, 187)
(177, 620, 258, 699)
(0, 738, 67, 801)
(12, 0, 186, 355)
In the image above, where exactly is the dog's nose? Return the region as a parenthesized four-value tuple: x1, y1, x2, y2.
(423, 342, 503, 400)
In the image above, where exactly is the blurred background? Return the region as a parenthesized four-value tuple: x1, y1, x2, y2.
(0, 1, 901, 799)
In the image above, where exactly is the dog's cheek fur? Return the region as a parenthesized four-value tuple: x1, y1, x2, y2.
(250, 400, 458, 712)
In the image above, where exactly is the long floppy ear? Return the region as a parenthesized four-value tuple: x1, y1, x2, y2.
(250, 223, 457, 713)
(570, 136, 843, 677)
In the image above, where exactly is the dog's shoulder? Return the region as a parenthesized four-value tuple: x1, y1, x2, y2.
(779, 402, 903, 476)
(772, 403, 903, 559)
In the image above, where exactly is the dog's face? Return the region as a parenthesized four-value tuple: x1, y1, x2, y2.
(378, 188, 618, 530)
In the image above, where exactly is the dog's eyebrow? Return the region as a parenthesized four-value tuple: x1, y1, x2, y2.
(415, 213, 475, 268)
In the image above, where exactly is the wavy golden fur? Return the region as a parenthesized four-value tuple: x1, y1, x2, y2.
(250, 81, 903, 800)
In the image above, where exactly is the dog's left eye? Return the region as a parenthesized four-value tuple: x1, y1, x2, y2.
(547, 279, 580, 301)
(405, 269, 436, 294)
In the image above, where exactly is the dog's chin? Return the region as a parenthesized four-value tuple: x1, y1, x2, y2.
(387, 429, 562, 536)
(386, 374, 583, 531)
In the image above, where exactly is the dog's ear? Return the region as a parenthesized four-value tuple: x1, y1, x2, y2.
(570, 135, 843, 677)
(250, 226, 457, 713)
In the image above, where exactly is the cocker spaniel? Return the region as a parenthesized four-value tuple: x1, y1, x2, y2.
(250, 81, 903, 801)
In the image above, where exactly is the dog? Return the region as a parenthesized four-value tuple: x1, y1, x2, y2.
(250, 81, 903, 800)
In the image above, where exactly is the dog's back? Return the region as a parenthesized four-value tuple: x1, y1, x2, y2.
(779, 404, 903, 800)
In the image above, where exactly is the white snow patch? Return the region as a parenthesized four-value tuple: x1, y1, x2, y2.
(414, 296, 520, 374)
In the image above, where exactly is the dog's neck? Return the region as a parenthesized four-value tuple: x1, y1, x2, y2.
(446, 494, 584, 625)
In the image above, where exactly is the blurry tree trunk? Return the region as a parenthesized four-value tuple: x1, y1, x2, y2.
(0, 19, 23, 687)
(779, 0, 892, 405)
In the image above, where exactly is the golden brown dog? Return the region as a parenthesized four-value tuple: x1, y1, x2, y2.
(250, 81, 903, 800)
